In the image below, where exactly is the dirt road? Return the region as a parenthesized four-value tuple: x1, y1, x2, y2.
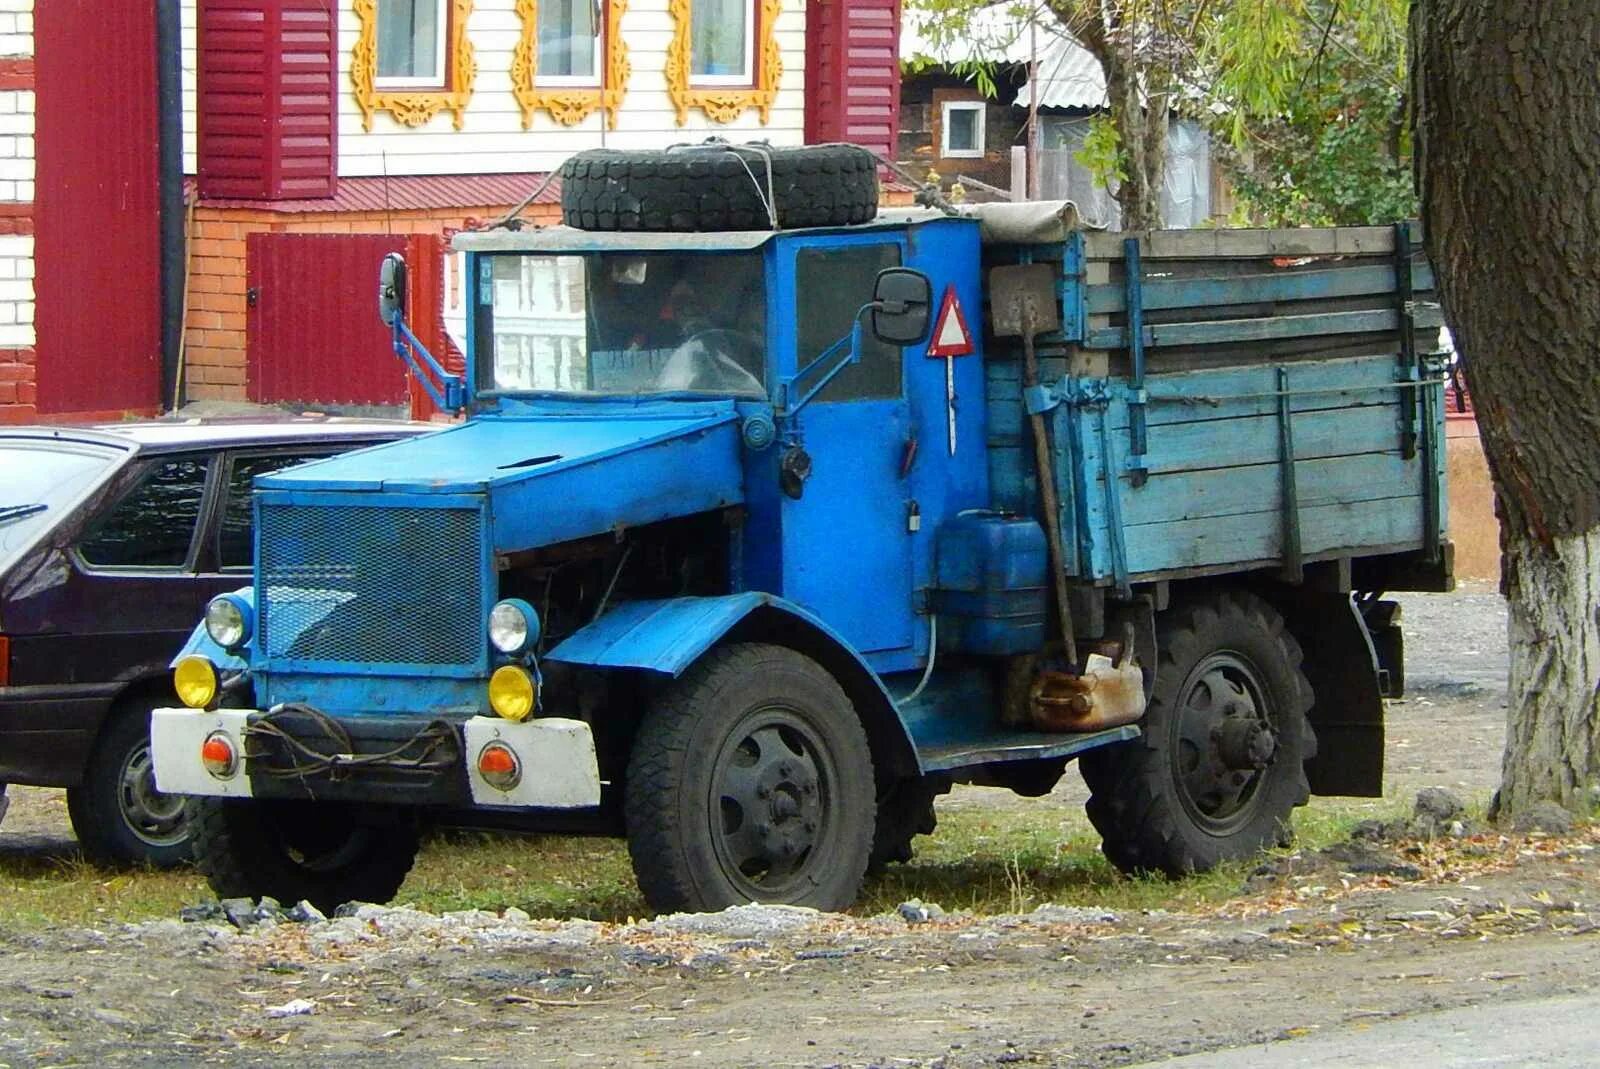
(1, 587, 1563, 1069)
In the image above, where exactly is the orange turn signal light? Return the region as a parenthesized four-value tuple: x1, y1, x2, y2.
(200, 732, 237, 779)
(476, 741, 521, 791)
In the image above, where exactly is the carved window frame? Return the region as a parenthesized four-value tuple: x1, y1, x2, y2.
(511, 0, 632, 129)
(665, 0, 782, 125)
(352, 0, 478, 131)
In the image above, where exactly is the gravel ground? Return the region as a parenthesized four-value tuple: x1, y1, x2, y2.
(0, 586, 1555, 1069)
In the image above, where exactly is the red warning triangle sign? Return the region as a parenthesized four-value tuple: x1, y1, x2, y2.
(926, 284, 975, 358)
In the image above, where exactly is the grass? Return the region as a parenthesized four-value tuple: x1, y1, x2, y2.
(0, 792, 1411, 929)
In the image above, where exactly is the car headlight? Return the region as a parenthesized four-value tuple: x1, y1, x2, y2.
(204, 594, 253, 650)
(488, 598, 541, 656)
(174, 655, 219, 710)
(488, 665, 538, 721)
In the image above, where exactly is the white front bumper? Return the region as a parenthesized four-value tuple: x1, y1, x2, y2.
(150, 709, 602, 808)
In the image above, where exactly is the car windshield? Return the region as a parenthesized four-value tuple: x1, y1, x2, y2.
(478, 252, 767, 399)
(0, 441, 119, 574)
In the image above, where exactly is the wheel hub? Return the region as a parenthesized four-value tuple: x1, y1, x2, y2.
(119, 743, 188, 846)
(714, 717, 829, 894)
(1215, 715, 1276, 770)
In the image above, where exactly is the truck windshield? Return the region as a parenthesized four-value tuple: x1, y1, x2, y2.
(0, 441, 119, 575)
(478, 252, 767, 398)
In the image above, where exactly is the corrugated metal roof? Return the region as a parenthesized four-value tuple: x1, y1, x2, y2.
(1017, 36, 1108, 110)
(196, 173, 561, 214)
(902, 15, 1108, 111)
(195, 170, 915, 214)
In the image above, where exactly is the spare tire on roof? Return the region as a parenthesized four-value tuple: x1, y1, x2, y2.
(559, 142, 879, 232)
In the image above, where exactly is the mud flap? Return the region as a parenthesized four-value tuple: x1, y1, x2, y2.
(1275, 592, 1389, 797)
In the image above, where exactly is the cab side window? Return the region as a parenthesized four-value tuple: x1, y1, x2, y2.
(795, 243, 902, 402)
(217, 451, 337, 571)
(78, 456, 211, 569)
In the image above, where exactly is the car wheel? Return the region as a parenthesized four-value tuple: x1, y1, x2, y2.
(68, 700, 192, 868)
(190, 798, 419, 913)
(624, 643, 876, 913)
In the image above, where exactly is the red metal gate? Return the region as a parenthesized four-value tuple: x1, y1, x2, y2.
(34, 0, 162, 416)
(246, 232, 411, 408)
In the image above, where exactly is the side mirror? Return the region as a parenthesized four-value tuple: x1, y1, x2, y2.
(870, 268, 933, 347)
(378, 253, 408, 327)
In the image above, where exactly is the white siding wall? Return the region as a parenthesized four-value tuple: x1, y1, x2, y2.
(0, 0, 32, 351)
(181, 0, 807, 179)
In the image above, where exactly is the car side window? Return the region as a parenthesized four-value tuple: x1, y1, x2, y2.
(77, 456, 211, 570)
(217, 451, 338, 571)
(795, 243, 902, 403)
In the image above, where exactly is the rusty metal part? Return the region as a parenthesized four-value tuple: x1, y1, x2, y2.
(1028, 629, 1148, 733)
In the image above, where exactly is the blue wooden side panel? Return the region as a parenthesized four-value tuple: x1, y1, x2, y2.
(985, 352, 1447, 584)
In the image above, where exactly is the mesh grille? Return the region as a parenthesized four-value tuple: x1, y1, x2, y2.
(258, 503, 483, 667)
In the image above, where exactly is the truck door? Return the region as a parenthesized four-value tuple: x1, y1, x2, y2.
(777, 235, 916, 658)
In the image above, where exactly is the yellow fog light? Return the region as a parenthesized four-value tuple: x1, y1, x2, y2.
(488, 665, 537, 721)
(174, 655, 219, 710)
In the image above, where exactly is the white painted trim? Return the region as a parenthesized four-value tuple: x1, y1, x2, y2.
(374, 0, 450, 89)
(688, 0, 755, 86)
(464, 716, 602, 808)
(151, 708, 254, 798)
(941, 100, 986, 159)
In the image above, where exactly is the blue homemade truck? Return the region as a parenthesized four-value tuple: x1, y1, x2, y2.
(150, 145, 1448, 913)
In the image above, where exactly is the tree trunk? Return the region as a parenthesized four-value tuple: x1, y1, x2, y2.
(1411, 1, 1600, 816)
(1077, 12, 1167, 230)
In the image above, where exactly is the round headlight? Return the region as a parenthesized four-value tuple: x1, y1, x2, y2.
(488, 665, 538, 721)
(204, 595, 252, 650)
(488, 599, 541, 655)
(174, 655, 219, 710)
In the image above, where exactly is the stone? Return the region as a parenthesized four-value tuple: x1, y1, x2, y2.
(287, 900, 327, 924)
(501, 907, 531, 924)
(1028, 904, 1119, 926)
(178, 902, 224, 924)
(1414, 786, 1466, 824)
(1512, 801, 1576, 835)
(252, 897, 287, 925)
(897, 899, 945, 924)
(220, 898, 257, 930)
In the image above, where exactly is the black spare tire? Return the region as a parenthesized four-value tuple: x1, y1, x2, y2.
(559, 142, 879, 232)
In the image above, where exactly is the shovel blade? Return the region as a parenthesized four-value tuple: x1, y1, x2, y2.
(988, 263, 1060, 338)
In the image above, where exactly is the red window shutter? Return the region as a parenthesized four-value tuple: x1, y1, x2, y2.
(806, 0, 900, 160)
(198, 0, 337, 200)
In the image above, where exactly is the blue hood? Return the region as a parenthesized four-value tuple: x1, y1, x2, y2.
(259, 402, 746, 553)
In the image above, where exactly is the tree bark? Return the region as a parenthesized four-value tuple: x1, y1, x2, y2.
(1411, 0, 1600, 815)
(1072, 9, 1168, 230)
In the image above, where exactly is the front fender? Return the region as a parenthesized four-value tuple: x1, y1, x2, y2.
(548, 594, 922, 777)
(169, 586, 253, 672)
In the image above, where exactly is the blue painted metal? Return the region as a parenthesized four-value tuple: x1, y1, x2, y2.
(779, 316, 867, 414)
(1276, 365, 1303, 582)
(1122, 237, 1150, 487)
(894, 665, 1139, 771)
(1061, 231, 1085, 342)
(390, 316, 466, 413)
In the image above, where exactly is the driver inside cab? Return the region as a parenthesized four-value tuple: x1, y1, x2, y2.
(605, 253, 767, 397)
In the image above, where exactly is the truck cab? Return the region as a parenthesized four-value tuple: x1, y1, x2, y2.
(151, 174, 1447, 914)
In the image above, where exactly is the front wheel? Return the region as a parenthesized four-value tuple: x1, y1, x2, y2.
(69, 701, 192, 868)
(1080, 590, 1317, 876)
(190, 799, 419, 912)
(624, 643, 876, 913)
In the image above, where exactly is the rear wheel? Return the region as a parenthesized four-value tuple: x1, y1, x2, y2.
(190, 799, 419, 912)
(625, 643, 876, 913)
(1080, 591, 1316, 876)
(69, 700, 191, 868)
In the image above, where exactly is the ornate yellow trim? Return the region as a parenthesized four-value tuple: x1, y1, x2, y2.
(352, 0, 478, 131)
(664, 0, 782, 125)
(511, 0, 631, 129)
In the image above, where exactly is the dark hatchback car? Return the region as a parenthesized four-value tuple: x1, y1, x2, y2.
(0, 419, 426, 866)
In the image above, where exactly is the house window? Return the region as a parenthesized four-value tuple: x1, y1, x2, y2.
(538, 0, 603, 84)
(690, 0, 752, 84)
(941, 101, 986, 159)
(375, 0, 448, 87)
(665, 0, 781, 125)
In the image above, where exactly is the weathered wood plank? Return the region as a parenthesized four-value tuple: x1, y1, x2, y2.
(1082, 262, 1437, 315)
(1120, 494, 1425, 576)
